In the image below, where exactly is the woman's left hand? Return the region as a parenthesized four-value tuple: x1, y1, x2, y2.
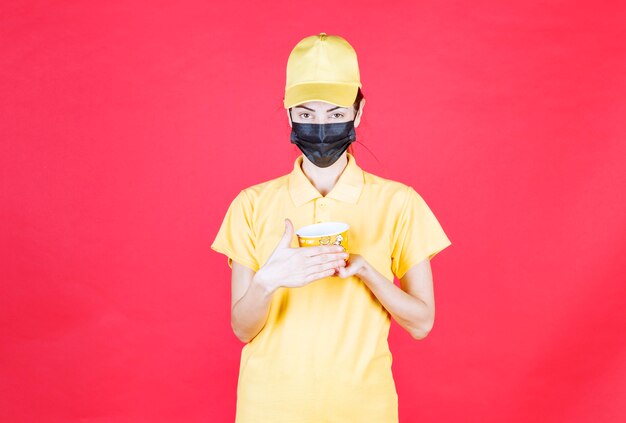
(335, 253, 367, 278)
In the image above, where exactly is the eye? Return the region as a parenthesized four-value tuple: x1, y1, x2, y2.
(330, 113, 345, 119)
(299, 112, 312, 119)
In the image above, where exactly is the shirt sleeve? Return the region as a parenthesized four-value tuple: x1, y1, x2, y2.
(210, 189, 260, 272)
(391, 186, 452, 279)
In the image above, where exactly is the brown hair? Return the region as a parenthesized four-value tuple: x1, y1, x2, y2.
(348, 87, 364, 156)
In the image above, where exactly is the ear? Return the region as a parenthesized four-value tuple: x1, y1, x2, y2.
(354, 98, 366, 128)
(287, 108, 293, 127)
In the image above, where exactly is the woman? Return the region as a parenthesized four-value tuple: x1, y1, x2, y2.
(211, 32, 452, 423)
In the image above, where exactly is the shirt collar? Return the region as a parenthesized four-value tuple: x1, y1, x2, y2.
(288, 152, 365, 207)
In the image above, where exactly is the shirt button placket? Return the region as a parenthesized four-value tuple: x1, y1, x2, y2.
(315, 198, 329, 224)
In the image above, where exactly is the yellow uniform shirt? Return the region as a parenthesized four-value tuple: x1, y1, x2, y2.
(211, 152, 452, 423)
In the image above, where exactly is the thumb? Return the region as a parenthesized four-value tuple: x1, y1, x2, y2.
(276, 218, 295, 249)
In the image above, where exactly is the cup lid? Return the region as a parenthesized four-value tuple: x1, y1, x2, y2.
(296, 221, 349, 237)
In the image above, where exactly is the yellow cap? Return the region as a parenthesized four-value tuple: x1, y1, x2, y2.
(284, 33, 362, 109)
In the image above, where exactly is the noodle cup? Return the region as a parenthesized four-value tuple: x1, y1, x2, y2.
(295, 222, 350, 260)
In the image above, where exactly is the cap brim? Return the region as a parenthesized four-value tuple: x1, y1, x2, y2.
(284, 82, 360, 109)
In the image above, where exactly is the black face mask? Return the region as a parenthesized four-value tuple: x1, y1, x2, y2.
(290, 120, 357, 168)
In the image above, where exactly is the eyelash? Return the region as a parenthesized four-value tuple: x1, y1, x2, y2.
(299, 112, 344, 119)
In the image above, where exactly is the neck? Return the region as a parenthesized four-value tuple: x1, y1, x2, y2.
(301, 152, 348, 197)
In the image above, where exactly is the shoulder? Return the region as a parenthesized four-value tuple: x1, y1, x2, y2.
(362, 169, 416, 205)
(219, 174, 289, 224)
(238, 173, 290, 203)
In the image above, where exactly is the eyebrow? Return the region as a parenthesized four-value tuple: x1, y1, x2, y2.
(294, 105, 344, 112)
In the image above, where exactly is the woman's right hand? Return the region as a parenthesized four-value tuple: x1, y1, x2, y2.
(253, 218, 348, 292)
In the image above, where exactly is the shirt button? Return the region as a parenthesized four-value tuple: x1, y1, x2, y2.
(320, 203, 326, 207)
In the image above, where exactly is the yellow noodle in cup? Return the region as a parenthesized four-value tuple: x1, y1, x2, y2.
(295, 222, 350, 260)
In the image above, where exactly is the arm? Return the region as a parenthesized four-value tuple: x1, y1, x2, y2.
(353, 257, 435, 340)
(229, 219, 347, 343)
(230, 261, 277, 343)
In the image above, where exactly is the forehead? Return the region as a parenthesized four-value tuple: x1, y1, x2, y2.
(293, 101, 351, 112)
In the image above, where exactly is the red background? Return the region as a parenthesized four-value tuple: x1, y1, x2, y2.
(2, 1, 625, 422)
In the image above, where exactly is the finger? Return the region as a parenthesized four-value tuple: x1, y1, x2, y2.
(307, 258, 347, 275)
(306, 267, 337, 282)
(308, 252, 349, 266)
(338, 266, 351, 278)
(302, 245, 344, 257)
(276, 219, 295, 249)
